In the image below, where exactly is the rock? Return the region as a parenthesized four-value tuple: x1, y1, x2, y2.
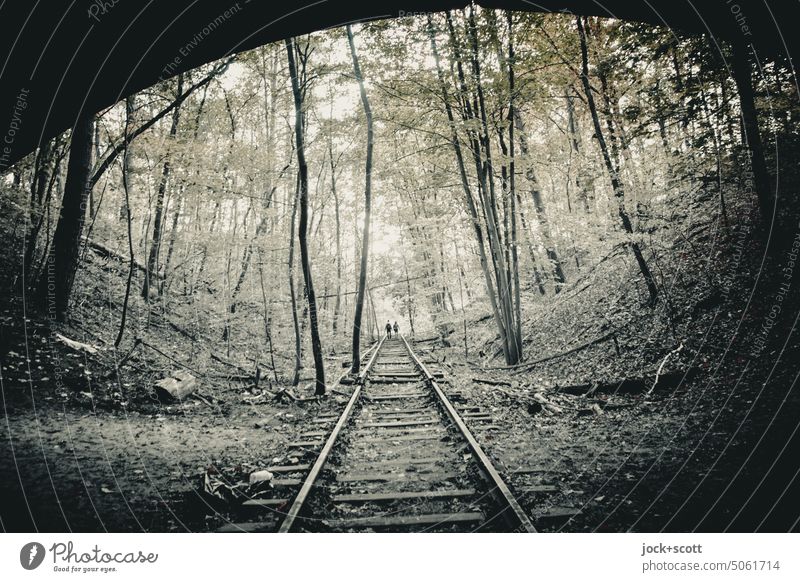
(249, 470, 274, 485)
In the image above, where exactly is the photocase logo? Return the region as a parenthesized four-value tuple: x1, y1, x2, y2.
(20, 542, 46, 570)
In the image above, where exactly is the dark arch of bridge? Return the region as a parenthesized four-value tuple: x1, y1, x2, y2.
(0, 0, 794, 166)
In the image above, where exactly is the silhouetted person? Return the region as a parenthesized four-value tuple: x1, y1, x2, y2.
(385, 321, 392, 338)
(393, 321, 399, 337)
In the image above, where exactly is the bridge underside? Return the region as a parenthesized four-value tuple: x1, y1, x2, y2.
(0, 0, 793, 165)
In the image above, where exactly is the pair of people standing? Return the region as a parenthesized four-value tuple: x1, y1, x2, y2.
(385, 320, 399, 339)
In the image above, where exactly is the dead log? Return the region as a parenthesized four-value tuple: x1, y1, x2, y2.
(154, 370, 199, 401)
(556, 368, 700, 397)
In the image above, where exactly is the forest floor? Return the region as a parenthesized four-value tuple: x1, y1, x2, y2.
(1, 192, 799, 532)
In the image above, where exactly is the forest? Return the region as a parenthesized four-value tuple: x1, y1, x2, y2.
(1, 6, 799, 533)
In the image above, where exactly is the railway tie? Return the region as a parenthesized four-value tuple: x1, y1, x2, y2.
(223, 335, 536, 533)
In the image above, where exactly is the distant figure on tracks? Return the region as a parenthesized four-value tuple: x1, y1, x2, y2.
(385, 320, 393, 339)
(393, 321, 399, 337)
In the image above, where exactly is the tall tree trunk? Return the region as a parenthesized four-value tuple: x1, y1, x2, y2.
(464, 6, 519, 363)
(286, 37, 326, 394)
(403, 254, 416, 337)
(577, 17, 658, 306)
(228, 56, 287, 314)
(288, 177, 302, 386)
(89, 122, 100, 218)
(24, 138, 54, 277)
(427, 13, 511, 363)
(115, 96, 137, 347)
(730, 40, 773, 225)
(143, 73, 184, 300)
(516, 194, 547, 295)
(330, 137, 343, 338)
(161, 189, 183, 293)
(257, 248, 279, 383)
(566, 87, 592, 213)
(347, 24, 374, 376)
(513, 108, 567, 291)
(37, 111, 95, 321)
(507, 11, 523, 360)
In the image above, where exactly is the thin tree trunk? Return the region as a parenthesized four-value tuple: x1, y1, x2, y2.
(464, 6, 519, 363)
(513, 108, 567, 292)
(257, 248, 279, 383)
(286, 37, 326, 394)
(507, 11, 523, 360)
(347, 24, 374, 376)
(227, 64, 288, 314)
(403, 255, 416, 337)
(566, 87, 592, 213)
(115, 97, 137, 347)
(143, 73, 184, 300)
(453, 240, 468, 358)
(90, 60, 232, 192)
(288, 176, 302, 386)
(516, 195, 547, 295)
(24, 138, 54, 276)
(428, 13, 511, 362)
(577, 17, 658, 306)
(330, 137, 343, 338)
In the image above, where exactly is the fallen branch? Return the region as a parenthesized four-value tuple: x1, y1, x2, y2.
(208, 373, 253, 381)
(103, 338, 142, 379)
(646, 342, 684, 397)
(139, 340, 205, 377)
(473, 377, 512, 387)
(55, 333, 101, 355)
(531, 391, 563, 414)
(273, 387, 298, 402)
(509, 331, 618, 373)
(210, 353, 251, 376)
(167, 320, 196, 340)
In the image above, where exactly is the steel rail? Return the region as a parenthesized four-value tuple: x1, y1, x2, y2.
(278, 335, 387, 533)
(399, 335, 537, 533)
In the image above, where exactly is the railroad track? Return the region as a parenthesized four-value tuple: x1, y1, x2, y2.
(224, 335, 536, 532)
